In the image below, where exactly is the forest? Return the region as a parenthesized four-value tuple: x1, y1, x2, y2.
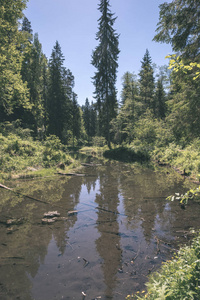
(1, 1, 200, 299)
(1, 0, 200, 180)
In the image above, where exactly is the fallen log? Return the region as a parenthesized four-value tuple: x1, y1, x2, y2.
(0, 183, 49, 205)
(0, 183, 12, 191)
(56, 172, 86, 176)
(81, 163, 102, 167)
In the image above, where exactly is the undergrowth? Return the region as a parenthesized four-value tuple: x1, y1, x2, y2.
(152, 140, 200, 180)
(0, 133, 76, 180)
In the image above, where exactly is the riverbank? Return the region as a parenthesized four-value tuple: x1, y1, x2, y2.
(102, 143, 200, 185)
(127, 230, 200, 300)
(0, 133, 80, 181)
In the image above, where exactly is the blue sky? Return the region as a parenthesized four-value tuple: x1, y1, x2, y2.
(24, 0, 172, 105)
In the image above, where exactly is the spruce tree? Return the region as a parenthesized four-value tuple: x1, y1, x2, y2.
(71, 92, 81, 147)
(82, 98, 91, 141)
(91, 0, 120, 148)
(139, 49, 155, 113)
(155, 79, 166, 119)
(47, 41, 73, 142)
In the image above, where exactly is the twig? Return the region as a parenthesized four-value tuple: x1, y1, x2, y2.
(83, 258, 89, 268)
(154, 236, 161, 254)
(0, 183, 63, 208)
(132, 242, 141, 261)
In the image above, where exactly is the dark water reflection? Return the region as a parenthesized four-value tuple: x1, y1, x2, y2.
(0, 159, 200, 299)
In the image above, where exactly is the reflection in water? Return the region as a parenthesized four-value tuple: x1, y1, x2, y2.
(0, 160, 200, 299)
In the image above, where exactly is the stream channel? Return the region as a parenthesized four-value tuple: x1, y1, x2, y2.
(0, 155, 200, 300)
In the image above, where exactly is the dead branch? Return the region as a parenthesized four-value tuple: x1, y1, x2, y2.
(81, 163, 102, 167)
(0, 183, 50, 205)
(56, 172, 86, 176)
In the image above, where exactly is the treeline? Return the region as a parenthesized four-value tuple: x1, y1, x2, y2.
(1, 0, 200, 155)
(0, 1, 91, 146)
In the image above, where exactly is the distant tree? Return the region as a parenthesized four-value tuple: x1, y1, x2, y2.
(139, 49, 155, 113)
(111, 72, 140, 144)
(71, 93, 81, 147)
(21, 16, 33, 42)
(90, 101, 97, 138)
(154, 78, 166, 119)
(121, 72, 138, 105)
(82, 98, 91, 139)
(91, 0, 120, 148)
(82, 98, 97, 143)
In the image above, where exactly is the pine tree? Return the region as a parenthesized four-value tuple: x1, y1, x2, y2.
(82, 98, 91, 141)
(121, 72, 138, 105)
(91, 0, 120, 148)
(21, 16, 33, 42)
(71, 93, 81, 147)
(155, 79, 166, 119)
(139, 49, 155, 113)
(47, 41, 73, 142)
(90, 101, 97, 138)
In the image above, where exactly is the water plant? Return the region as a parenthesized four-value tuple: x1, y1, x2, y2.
(166, 187, 200, 207)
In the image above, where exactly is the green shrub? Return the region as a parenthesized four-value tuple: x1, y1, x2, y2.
(103, 146, 150, 162)
(0, 133, 74, 176)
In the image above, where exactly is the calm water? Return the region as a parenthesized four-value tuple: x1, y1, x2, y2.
(0, 158, 200, 300)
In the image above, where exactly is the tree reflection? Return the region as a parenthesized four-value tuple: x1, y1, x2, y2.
(95, 165, 122, 299)
(0, 175, 83, 299)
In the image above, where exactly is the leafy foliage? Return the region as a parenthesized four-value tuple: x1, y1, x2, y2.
(167, 187, 200, 206)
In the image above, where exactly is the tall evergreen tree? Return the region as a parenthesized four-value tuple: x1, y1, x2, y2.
(47, 41, 73, 142)
(139, 49, 155, 114)
(82, 98, 91, 140)
(154, 78, 166, 119)
(91, 0, 120, 148)
(29, 34, 47, 135)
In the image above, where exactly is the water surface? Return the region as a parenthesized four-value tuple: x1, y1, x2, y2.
(0, 159, 200, 299)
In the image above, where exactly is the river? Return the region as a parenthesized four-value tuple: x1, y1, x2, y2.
(0, 156, 200, 299)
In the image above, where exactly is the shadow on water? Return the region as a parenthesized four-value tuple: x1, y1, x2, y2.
(0, 157, 200, 299)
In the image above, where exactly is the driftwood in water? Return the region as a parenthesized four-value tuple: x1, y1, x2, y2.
(81, 163, 102, 167)
(0, 183, 12, 191)
(0, 183, 49, 205)
(56, 172, 86, 177)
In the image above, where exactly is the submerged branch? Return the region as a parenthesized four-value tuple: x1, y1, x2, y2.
(0, 183, 52, 205)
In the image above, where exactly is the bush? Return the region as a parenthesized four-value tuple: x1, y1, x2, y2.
(0, 133, 74, 175)
(103, 146, 150, 162)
